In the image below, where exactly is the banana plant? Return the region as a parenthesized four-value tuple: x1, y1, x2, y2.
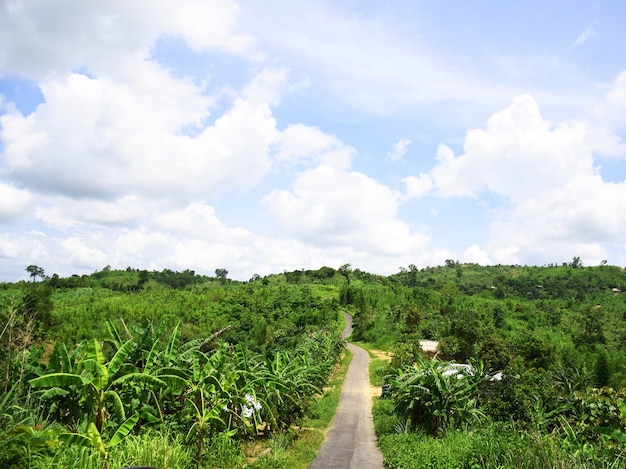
(389, 355, 486, 435)
(156, 343, 242, 466)
(60, 413, 139, 469)
(252, 350, 320, 431)
(186, 386, 235, 468)
(159, 344, 240, 416)
(29, 338, 165, 432)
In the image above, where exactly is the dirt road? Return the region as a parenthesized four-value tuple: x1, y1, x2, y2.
(308, 313, 385, 469)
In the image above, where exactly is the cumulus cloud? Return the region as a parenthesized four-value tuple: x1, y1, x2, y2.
(0, 182, 32, 222)
(424, 93, 626, 265)
(1, 66, 283, 201)
(463, 245, 492, 265)
(0, 0, 252, 80)
(491, 174, 626, 251)
(403, 173, 432, 199)
(273, 123, 355, 170)
(2, 2, 626, 281)
(262, 164, 429, 255)
(387, 138, 411, 161)
(429, 95, 621, 202)
(601, 71, 626, 129)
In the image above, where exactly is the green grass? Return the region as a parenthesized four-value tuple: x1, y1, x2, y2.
(30, 430, 193, 469)
(372, 397, 626, 469)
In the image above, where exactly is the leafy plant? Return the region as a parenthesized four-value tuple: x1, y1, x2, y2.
(29, 338, 165, 432)
(389, 356, 486, 435)
(596, 400, 626, 444)
(59, 413, 139, 468)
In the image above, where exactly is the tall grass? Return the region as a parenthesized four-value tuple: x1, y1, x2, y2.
(373, 396, 626, 469)
(31, 430, 193, 469)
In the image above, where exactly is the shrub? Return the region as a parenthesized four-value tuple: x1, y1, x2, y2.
(388, 356, 486, 436)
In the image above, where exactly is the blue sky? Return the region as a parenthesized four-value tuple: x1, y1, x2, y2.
(1, 0, 626, 281)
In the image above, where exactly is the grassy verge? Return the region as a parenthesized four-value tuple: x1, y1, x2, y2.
(352, 340, 391, 387)
(245, 347, 353, 469)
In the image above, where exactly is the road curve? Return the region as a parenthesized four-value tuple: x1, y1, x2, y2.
(308, 312, 385, 469)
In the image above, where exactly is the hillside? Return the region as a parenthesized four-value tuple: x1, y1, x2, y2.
(2, 262, 626, 467)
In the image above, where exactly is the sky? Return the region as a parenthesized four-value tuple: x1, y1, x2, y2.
(1, 0, 626, 282)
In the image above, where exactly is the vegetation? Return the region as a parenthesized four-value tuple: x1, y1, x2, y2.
(2, 260, 626, 467)
(360, 261, 626, 467)
(0, 266, 346, 468)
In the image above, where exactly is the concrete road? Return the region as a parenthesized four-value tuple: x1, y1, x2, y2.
(308, 313, 385, 469)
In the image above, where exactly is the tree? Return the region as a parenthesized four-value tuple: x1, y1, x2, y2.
(22, 283, 54, 337)
(442, 309, 481, 361)
(338, 264, 352, 284)
(25, 265, 45, 282)
(570, 256, 583, 269)
(215, 268, 228, 282)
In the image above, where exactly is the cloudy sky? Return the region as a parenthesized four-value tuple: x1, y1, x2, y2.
(1, 0, 626, 281)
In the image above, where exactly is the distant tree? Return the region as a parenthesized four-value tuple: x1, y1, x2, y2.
(570, 256, 583, 268)
(478, 334, 511, 371)
(49, 273, 60, 288)
(338, 263, 352, 284)
(25, 265, 45, 282)
(314, 266, 336, 279)
(21, 282, 54, 337)
(492, 305, 506, 329)
(408, 264, 418, 287)
(403, 305, 424, 331)
(449, 309, 481, 361)
(516, 333, 556, 370)
(137, 269, 150, 288)
(215, 268, 229, 283)
(574, 306, 606, 349)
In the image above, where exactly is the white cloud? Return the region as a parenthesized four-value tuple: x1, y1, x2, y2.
(601, 70, 626, 129)
(574, 21, 598, 47)
(60, 237, 107, 268)
(1, 2, 626, 282)
(387, 138, 411, 161)
(240, 1, 511, 116)
(262, 164, 429, 255)
(463, 245, 491, 265)
(272, 123, 354, 170)
(429, 95, 620, 202)
(0, 182, 32, 222)
(494, 174, 626, 247)
(1, 66, 283, 201)
(403, 173, 432, 199)
(0, 0, 252, 80)
(425, 93, 626, 266)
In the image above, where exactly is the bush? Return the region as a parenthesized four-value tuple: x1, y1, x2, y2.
(388, 356, 486, 435)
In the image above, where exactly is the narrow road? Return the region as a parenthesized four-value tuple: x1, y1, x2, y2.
(309, 312, 385, 469)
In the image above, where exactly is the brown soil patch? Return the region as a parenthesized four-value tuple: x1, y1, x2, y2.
(370, 349, 392, 361)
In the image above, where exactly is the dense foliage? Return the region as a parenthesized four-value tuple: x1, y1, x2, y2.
(350, 261, 626, 467)
(3, 261, 626, 467)
(0, 267, 345, 468)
